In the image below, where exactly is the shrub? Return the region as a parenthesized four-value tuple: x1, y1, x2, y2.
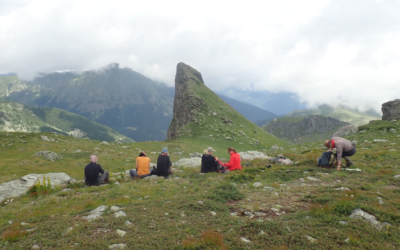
(228, 173, 254, 183)
(208, 183, 244, 203)
(332, 200, 355, 216)
(2, 230, 25, 242)
(182, 230, 227, 250)
(27, 175, 53, 195)
(66, 181, 85, 189)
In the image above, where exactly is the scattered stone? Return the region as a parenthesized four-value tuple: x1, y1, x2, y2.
(378, 197, 384, 205)
(116, 229, 126, 237)
(241, 237, 251, 243)
(8, 220, 12, 225)
(239, 151, 270, 161)
(389, 128, 397, 133)
(114, 181, 120, 185)
(125, 220, 133, 226)
(299, 178, 305, 183)
(83, 206, 108, 221)
(100, 141, 109, 145)
(252, 182, 263, 188)
(374, 139, 388, 142)
(174, 158, 201, 167)
(73, 150, 81, 153)
(61, 188, 74, 192)
(345, 168, 362, 172)
(121, 146, 130, 149)
(306, 177, 320, 181)
(259, 230, 265, 235)
(349, 209, 382, 230)
(339, 221, 348, 225)
(305, 235, 317, 243)
(394, 175, 400, 178)
(335, 187, 350, 191)
(41, 136, 50, 141)
(225, 137, 232, 140)
(34, 151, 63, 161)
(210, 211, 217, 216)
(270, 155, 294, 164)
(0, 173, 75, 202)
(271, 145, 280, 150)
(21, 222, 30, 226)
(32, 245, 40, 249)
(230, 212, 238, 217)
(271, 208, 279, 213)
(190, 152, 202, 158)
(198, 201, 204, 205)
(63, 227, 73, 235)
(114, 211, 127, 218)
(108, 243, 127, 249)
(244, 211, 254, 218)
(111, 206, 121, 212)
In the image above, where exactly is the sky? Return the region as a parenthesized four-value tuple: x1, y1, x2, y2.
(1, 0, 399, 112)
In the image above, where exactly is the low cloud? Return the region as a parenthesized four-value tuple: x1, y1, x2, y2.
(0, 0, 398, 112)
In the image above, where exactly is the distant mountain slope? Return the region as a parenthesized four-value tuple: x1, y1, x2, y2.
(0, 64, 174, 141)
(218, 95, 277, 123)
(0, 100, 133, 142)
(263, 115, 352, 144)
(284, 104, 381, 126)
(167, 63, 287, 149)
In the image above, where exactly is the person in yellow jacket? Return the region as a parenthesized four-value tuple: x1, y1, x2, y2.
(129, 152, 153, 179)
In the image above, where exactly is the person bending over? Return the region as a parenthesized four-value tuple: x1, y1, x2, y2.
(324, 137, 356, 171)
(224, 147, 242, 171)
(84, 155, 109, 186)
(129, 152, 154, 179)
(153, 148, 172, 178)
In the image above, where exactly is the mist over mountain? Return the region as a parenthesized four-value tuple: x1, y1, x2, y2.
(219, 89, 308, 115)
(0, 64, 174, 141)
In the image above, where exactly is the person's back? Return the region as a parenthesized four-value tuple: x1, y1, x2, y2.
(155, 148, 172, 177)
(137, 156, 151, 175)
(84, 155, 109, 186)
(201, 154, 218, 173)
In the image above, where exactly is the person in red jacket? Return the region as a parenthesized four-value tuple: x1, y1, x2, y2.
(224, 147, 242, 171)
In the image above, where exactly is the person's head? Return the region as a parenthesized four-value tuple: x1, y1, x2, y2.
(139, 152, 146, 157)
(90, 155, 98, 163)
(227, 147, 236, 154)
(161, 148, 168, 156)
(324, 140, 332, 148)
(203, 149, 209, 155)
(207, 146, 215, 154)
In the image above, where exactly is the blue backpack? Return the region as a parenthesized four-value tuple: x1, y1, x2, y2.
(317, 151, 333, 167)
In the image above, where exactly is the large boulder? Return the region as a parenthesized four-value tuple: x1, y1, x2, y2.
(239, 151, 270, 161)
(174, 157, 201, 167)
(333, 125, 358, 137)
(382, 99, 400, 121)
(0, 173, 76, 202)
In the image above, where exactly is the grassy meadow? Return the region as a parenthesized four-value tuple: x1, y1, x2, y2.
(0, 120, 400, 249)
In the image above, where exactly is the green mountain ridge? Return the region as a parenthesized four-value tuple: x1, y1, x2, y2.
(167, 63, 288, 149)
(284, 104, 381, 126)
(0, 99, 133, 142)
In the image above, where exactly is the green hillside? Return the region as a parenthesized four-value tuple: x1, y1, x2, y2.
(0, 119, 400, 249)
(0, 100, 133, 142)
(167, 63, 288, 150)
(285, 104, 381, 126)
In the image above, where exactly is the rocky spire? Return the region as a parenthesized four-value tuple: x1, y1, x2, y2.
(167, 63, 207, 140)
(382, 99, 400, 121)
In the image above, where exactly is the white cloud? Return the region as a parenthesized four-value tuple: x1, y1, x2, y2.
(0, 0, 399, 112)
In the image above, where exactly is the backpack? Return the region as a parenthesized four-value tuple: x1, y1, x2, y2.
(317, 151, 333, 167)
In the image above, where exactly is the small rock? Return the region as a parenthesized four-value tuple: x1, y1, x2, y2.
(111, 206, 121, 212)
(21, 222, 30, 226)
(244, 211, 254, 218)
(253, 182, 263, 188)
(254, 212, 267, 217)
(60, 188, 74, 192)
(394, 175, 400, 178)
(225, 137, 232, 140)
(299, 178, 305, 182)
(125, 221, 133, 226)
(114, 181, 120, 185)
(263, 186, 275, 191)
(116, 229, 126, 237)
(83, 206, 108, 221)
(100, 141, 109, 145)
(108, 243, 127, 250)
(230, 212, 238, 217)
(335, 187, 350, 191)
(32, 245, 40, 249)
(373, 139, 388, 142)
(121, 146, 130, 149)
(41, 136, 50, 141)
(271, 208, 279, 212)
(345, 168, 362, 172)
(73, 150, 81, 153)
(349, 209, 382, 230)
(305, 235, 317, 243)
(306, 177, 320, 181)
(62, 227, 73, 235)
(8, 220, 12, 225)
(210, 211, 217, 216)
(198, 201, 204, 205)
(258, 230, 265, 235)
(339, 221, 348, 225)
(114, 211, 127, 218)
(241, 237, 251, 243)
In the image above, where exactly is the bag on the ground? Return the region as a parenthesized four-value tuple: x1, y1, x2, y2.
(216, 160, 227, 172)
(317, 151, 333, 167)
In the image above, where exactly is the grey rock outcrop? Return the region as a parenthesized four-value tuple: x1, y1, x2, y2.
(34, 151, 63, 161)
(239, 151, 270, 161)
(382, 99, 400, 121)
(174, 157, 201, 167)
(349, 209, 382, 230)
(0, 173, 76, 202)
(83, 205, 108, 221)
(333, 125, 358, 137)
(167, 63, 207, 140)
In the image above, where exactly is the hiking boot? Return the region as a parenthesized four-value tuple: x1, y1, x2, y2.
(344, 157, 354, 167)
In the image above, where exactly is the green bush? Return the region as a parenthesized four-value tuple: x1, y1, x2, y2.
(208, 183, 244, 203)
(332, 200, 355, 216)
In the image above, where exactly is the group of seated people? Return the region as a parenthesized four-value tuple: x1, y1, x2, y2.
(84, 146, 243, 186)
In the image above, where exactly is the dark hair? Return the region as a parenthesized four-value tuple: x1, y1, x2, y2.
(227, 147, 236, 153)
(139, 152, 146, 157)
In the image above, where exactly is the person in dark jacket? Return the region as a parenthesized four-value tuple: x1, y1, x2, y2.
(201, 147, 219, 173)
(84, 155, 109, 186)
(153, 148, 172, 178)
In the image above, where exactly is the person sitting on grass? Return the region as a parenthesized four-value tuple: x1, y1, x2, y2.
(224, 147, 242, 171)
(324, 137, 356, 171)
(153, 148, 172, 179)
(84, 155, 109, 186)
(129, 152, 154, 179)
(201, 147, 219, 173)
